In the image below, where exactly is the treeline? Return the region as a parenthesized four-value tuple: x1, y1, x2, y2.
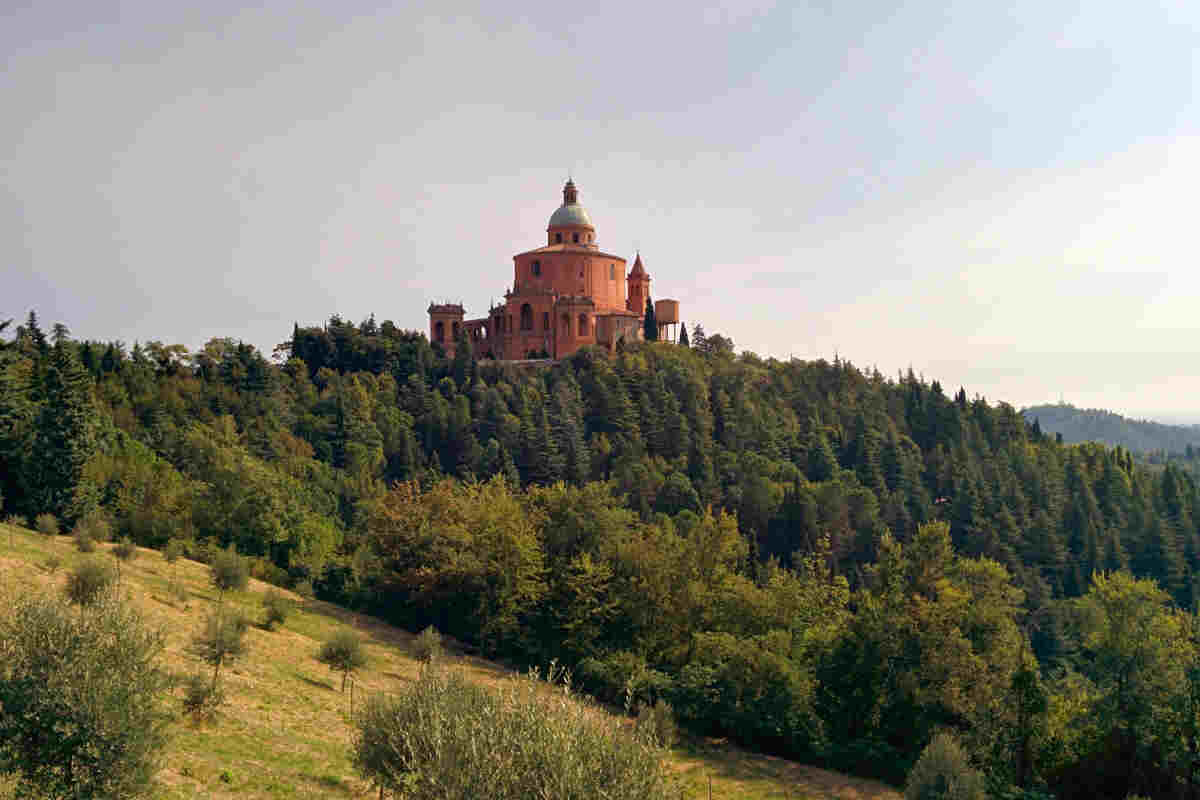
(8, 311, 1200, 796)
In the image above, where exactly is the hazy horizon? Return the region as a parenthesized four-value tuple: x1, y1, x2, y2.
(5, 1, 1200, 422)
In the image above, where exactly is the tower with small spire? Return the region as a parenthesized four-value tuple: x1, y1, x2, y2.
(626, 252, 651, 314)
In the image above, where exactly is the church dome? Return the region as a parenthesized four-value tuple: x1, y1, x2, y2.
(548, 179, 594, 230)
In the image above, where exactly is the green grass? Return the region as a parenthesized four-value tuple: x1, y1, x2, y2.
(0, 521, 899, 800)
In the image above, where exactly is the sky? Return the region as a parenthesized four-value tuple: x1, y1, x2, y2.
(4, 1, 1200, 420)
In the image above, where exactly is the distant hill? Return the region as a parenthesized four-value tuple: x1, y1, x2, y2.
(1021, 403, 1200, 454)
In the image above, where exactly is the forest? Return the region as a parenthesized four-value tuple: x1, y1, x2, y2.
(1023, 402, 1200, 459)
(6, 310, 1200, 799)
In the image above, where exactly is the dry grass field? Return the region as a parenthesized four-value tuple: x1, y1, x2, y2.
(0, 520, 900, 800)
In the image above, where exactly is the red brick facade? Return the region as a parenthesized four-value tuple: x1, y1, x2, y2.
(431, 180, 677, 360)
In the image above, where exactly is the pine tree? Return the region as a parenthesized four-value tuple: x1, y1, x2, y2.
(678, 322, 689, 348)
(643, 297, 657, 341)
(807, 428, 838, 482)
(452, 328, 474, 388)
(26, 339, 99, 521)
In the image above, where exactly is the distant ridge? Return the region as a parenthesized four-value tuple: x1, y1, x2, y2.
(1021, 403, 1200, 454)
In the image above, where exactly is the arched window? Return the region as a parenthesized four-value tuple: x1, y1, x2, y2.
(532, 260, 541, 276)
(434, 321, 445, 342)
(494, 315, 503, 334)
(542, 311, 550, 330)
(555, 232, 563, 243)
(578, 314, 588, 336)
(561, 313, 571, 336)
(520, 303, 533, 331)
(573, 233, 580, 243)
(610, 263, 615, 279)
(451, 322, 460, 340)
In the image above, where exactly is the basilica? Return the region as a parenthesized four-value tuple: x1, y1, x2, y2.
(428, 180, 679, 360)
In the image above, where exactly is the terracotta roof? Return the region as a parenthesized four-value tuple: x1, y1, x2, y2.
(629, 252, 648, 277)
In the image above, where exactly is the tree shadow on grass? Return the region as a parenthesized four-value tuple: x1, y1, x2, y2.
(295, 673, 335, 691)
(300, 771, 354, 795)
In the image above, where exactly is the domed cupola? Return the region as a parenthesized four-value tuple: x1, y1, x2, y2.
(548, 179, 596, 246)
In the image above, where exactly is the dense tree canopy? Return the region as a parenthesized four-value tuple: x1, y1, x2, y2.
(7, 311, 1200, 797)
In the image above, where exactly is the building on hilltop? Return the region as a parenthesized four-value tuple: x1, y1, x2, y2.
(428, 179, 681, 359)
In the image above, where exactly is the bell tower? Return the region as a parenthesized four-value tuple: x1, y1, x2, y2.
(626, 252, 651, 315)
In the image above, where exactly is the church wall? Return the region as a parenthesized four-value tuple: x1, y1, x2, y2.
(512, 252, 626, 313)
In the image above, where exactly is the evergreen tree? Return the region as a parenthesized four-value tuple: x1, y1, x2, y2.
(678, 322, 690, 348)
(643, 297, 657, 341)
(806, 428, 838, 483)
(451, 327, 474, 388)
(26, 339, 98, 521)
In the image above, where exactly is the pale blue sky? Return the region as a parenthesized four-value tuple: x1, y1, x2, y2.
(4, 1, 1199, 419)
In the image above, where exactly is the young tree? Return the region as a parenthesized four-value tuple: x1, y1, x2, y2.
(209, 544, 249, 605)
(163, 539, 184, 593)
(112, 536, 137, 582)
(318, 629, 368, 692)
(0, 590, 170, 799)
(191, 611, 250, 688)
(643, 297, 658, 341)
(261, 589, 291, 631)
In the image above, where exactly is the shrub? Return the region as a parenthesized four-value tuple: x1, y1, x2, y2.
(5, 514, 28, 529)
(0, 589, 170, 799)
(636, 699, 677, 749)
(294, 579, 315, 599)
(352, 665, 672, 800)
(249, 557, 288, 587)
(169, 581, 189, 608)
(163, 540, 184, 564)
(113, 537, 137, 562)
(261, 589, 291, 631)
(317, 629, 367, 692)
(72, 512, 111, 543)
(191, 611, 250, 686)
(905, 732, 987, 800)
(35, 513, 59, 536)
(44, 555, 62, 574)
(181, 672, 225, 720)
(75, 530, 95, 552)
(413, 625, 443, 663)
(64, 558, 118, 607)
(209, 545, 249, 601)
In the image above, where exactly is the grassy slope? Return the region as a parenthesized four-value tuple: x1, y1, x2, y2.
(0, 522, 899, 800)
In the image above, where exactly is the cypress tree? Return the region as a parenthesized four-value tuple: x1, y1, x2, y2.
(643, 297, 657, 341)
(678, 322, 689, 348)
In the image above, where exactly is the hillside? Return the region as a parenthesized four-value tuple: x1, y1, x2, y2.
(10, 313, 1200, 797)
(0, 519, 899, 800)
(1022, 402, 1200, 454)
